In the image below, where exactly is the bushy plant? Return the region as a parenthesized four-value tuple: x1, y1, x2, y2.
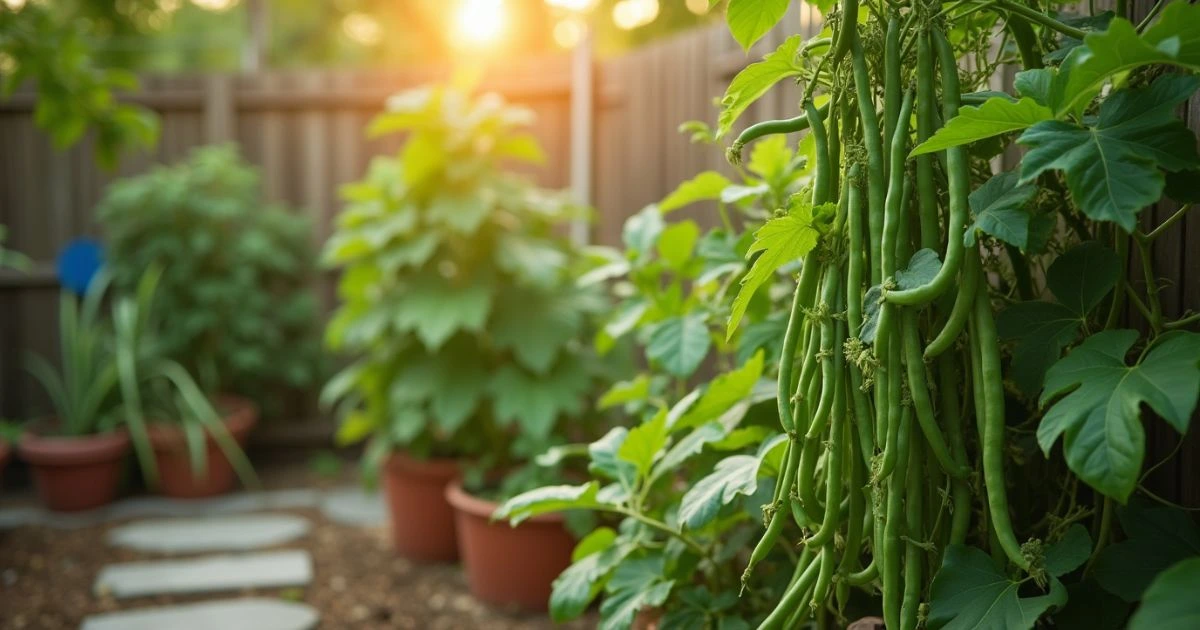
(321, 84, 621, 492)
(97, 145, 323, 416)
(499, 143, 815, 626)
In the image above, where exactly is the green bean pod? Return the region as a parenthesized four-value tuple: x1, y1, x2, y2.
(938, 353, 972, 546)
(901, 309, 968, 478)
(915, 30, 940, 251)
(924, 246, 981, 359)
(972, 287, 1031, 571)
(900, 439, 924, 630)
(850, 35, 885, 283)
(885, 29, 967, 306)
(757, 550, 822, 630)
(881, 405, 913, 630)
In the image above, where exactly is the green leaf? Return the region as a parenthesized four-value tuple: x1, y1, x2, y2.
(678, 453, 761, 529)
(1038, 330, 1200, 501)
(392, 275, 493, 350)
(1053, 3, 1200, 117)
(426, 192, 491, 234)
(928, 545, 1067, 630)
(659, 172, 733, 214)
(1054, 579, 1131, 630)
(429, 359, 485, 433)
(600, 555, 675, 630)
(725, 0, 791, 51)
(997, 241, 1120, 397)
(717, 35, 804, 138)
(727, 201, 824, 338)
(491, 289, 583, 374)
(495, 233, 568, 289)
(617, 408, 668, 478)
(1128, 557, 1200, 630)
(894, 249, 942, 290)
(672, 350, 765, 432)
(747, 134, 794, 181)
(495, 482, 606, 525)
(598, 374, 652, 410)
(1018, 74, 1200, 232)
(574, 527, 618, 562)
(623, 206, 665, 263)
(657, 221, 701, 270)
(1093, 501, 1200, 602)
(490, 364, 589, 439)
(588, 427, 638, 490)
(1014, 68, 1054, 106)
(551, 535, 634, 622)
(647, 315, 713, 379)
(650, 423, 728, 485)
(910, 97, 1052, 157)
(965, 170, 1037, 248)
(1045, 524, 1092, 577)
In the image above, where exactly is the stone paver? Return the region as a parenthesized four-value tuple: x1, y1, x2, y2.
(107, 514, 311, 554)
(320, 487, 385, 526)
(81, 598, 318, 630)
(94, 550, 313, 599)
(0, 487, 330, 530)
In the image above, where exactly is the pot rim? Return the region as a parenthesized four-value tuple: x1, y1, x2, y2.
(17, 429, 130, 466)
(385, 450, 461, 479)
(147, 395, 258, 449)
(444, 479, 566, 525)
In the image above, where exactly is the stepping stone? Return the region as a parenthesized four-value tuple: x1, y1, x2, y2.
(81, 598, 318, 630)
(107, 514, 311, 553)
(320, 487, 385, 526)
(94, 549, 312, 599)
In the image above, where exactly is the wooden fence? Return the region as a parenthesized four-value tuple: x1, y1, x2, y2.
(0, 8, 821, 424)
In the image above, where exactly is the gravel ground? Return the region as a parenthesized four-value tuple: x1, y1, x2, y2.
(0, 463, 595, 630)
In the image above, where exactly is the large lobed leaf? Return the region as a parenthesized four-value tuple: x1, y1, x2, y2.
(1038, 330, 1200, 501)
(1127, 557, 1200, 630)
(1018, 74, 1200, 232)
(928, 545, 1066, 630)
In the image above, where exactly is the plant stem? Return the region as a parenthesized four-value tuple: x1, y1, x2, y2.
(1105, 230, 1129, 329)
(1141, 204, 1192, 242)
(1134, 236, 1164, 333)
(1084, 497, 1112, 576)
(1137, 0, 1167, 31)
(609, 507, 706, 555)
(994, 0, 1088, 39)
(1166, 311, 1200, 330)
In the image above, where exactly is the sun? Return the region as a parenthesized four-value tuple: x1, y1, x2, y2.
(455, 0, 507, 48)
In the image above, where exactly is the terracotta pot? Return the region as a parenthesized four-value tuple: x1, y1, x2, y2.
(383, 452, 461, 562)
(148, 395, 257, 499)
(445, 480, 576, 612)
(17, 430, 130, 511)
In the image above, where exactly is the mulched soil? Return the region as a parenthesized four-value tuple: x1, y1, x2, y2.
(0, 463, 596, 630)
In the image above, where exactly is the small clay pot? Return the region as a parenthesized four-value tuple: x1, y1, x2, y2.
(445, 480, 577, 612)
(18, 429, 130, 512)
(148, 395, 257, 499)
(383, 452, 461, 562)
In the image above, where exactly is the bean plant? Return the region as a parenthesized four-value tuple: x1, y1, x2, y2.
(503, 0, 1200, 627)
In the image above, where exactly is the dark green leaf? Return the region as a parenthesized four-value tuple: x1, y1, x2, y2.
(965, 170, 1037, 248)
(1093, 501, 1200, 601)
(910, 97, 1052, 157)
(1127, 557, 1200, 630)
(600, 555, 675, 630)
(895, 249, 942, 290)
(551, 535, 634, 622)
(678, 453, 761, 529)
(1045, 524, 1092, 577)
(1038, 330, 1200, 501)
(928, 545, 1067, 630)
(1018, 74, 1200, 232)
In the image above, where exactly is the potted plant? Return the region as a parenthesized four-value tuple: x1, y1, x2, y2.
(96, 143, 323, 480)
(321, 83, 620, 601)
(18, 242, 128, 511)
(110, 266, 258, 499)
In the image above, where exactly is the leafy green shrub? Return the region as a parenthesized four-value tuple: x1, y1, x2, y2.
(97, 145, 323, 416)
(321, 85, 621, 491)
(500, 143, 814, 626)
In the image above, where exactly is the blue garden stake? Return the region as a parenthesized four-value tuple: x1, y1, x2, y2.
(57, 238, 104, 296)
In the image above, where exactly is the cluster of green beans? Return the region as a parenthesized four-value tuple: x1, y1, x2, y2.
(741, 4, 1034, 627)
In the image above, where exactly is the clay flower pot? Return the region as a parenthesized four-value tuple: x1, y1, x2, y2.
(445, 480, 576, 612)
(148, 395, 257, 499)
(18, 430, 130, 511)
(383, 452, 460, 562)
